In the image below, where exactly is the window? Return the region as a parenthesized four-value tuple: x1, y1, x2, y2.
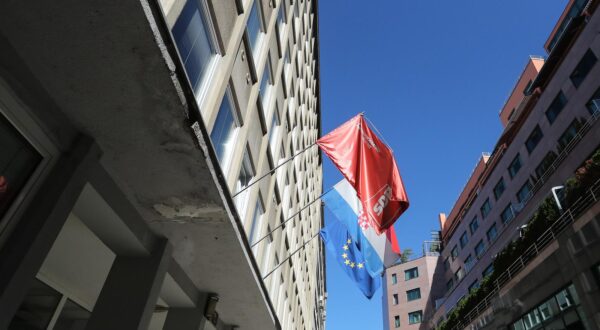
(545, 91, 567, 124)
(587, 87, 600, 114)
(517, 180, 532, 203)
(469, 217, 479, 234)
(408, 311, 423, 324)
(444, 257, 450, 271)
(277, 1, 287, 41)
(525, 125, 544, 154)
(248, 194, 264, 246)
(508, 154, 522, 178)
(247, 0, 264, 55)
(261, 227, 273, 272)
(268, 106, 281, 155)
(480, 198, 492, 219)
(210, 89, 238, 167)
(469, 280, 480, 293)
(405, 267, 419, 280)
(392, 293, 398, 305)
(406, 288, 421, 301)
(558, 119, 580, 150)
(391, 273, 397, 284)
(459, 231, 469, 249)
(234, 149, 255, 215)
(475, 240, 485, 258)
(260, 56, 273, 106)
(482, 264, 494, 278)
(455, 268, 464, 281)
(501, 204, 515, 224)
(446, 278, 454, 291)
(535, 151, 557, 179)
(451, 245, 459, 261)
(486, 223, 498, 242)
(394, 315, 400, 328)
(464, 254, 474, 272)
(570, 49, 597, 88)
(493, 177, 505, 200)
(0, 116, 42, 219)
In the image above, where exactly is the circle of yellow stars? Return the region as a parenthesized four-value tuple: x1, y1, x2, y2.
(342, 238, 364, 269)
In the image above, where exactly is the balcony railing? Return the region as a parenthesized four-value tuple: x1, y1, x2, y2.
(452, 178, 600, 330)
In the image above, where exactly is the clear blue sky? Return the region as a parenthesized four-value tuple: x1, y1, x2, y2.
(318, 1, 567, 329)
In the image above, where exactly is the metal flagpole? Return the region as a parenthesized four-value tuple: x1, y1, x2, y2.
(262, 231, 321, 280)
(250, 186, 333, 248)
(232, 142, 318, 198)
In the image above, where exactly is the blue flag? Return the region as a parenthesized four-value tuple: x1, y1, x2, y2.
(320, 218, 381, 299)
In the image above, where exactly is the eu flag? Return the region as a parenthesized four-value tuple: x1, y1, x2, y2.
(320, 218, 381, 299)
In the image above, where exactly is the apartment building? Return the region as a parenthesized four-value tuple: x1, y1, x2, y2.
(428, 0, 600, 328)
(0, 0, 325, 329)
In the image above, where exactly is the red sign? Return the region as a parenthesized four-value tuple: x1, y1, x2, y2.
(317, 114, 409, 234)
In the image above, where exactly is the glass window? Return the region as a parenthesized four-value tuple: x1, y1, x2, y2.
(260, 55, 273, 106)
(570, 49, 597, 88)
(469, 217, 479, 234)
(455, 268, 464, 281)
(525, 125, 544, 154)
(468, 280, 480, 293)
(406, 288, 421, 301)
(446, 278, 454, 291)
(501, 204, 515, 224)
(451, 245, 459, 261)
(268, 106, 281, 152)
(172, 0, 216, 95)
(405, 267, 419, 280)
(487, 223, 498, 242)
(247, 0, 264, 56)
(508, 154, 522, 178)
(0, 116, 42, 218)
(392, 293, 398, 305)
(546, 91, 567, 124)
(408, 311, 423, 324)
(482, 264, 494, 278)
(475, 240, 485, 258)
(480, 198, 492, 219)
(494, 177, 506, 200)
(522, 308, 542, 329)
(210, 90, 238, 168)
(391, 273, 397, 284)
(460, 231, 469, 249)
(587, 87, 600, 115)
(517, 180, 532, 203)
(558, 119, 580, 150)
(535, 151, 557, 179)
(234, 149, 255, 216)
(394, 315, 400, 328)
(248, 195, 264, 246)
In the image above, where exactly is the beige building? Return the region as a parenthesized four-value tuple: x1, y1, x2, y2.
(0, 0, 325, 329)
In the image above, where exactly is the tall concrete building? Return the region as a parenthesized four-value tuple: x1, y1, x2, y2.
(382, 0, 600, 329)
(0, 0, 325, 329)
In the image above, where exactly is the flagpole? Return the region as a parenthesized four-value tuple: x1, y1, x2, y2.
(250, 186, 333, 248)
(232, 142, 318, 198)
(262, 231, 321, 280)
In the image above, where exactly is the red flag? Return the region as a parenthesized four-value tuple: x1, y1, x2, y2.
(317, 114, 409, 234)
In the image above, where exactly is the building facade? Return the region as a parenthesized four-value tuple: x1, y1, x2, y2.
(0, 0, 325, 329)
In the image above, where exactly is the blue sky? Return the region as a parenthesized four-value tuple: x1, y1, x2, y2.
(318, 1, 567, 329)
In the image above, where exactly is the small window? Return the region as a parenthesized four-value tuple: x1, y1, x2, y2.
(210, 88, 239, 168)
(406, 288, 421, 301)
(508, 154, 522, 178)
(469, 217, 479, 234)
(392, 293, 398, 305)
(486, 223, 498, 242)
(405, 267, 419, 280)
(455, 268, 464, 281)
(464, 254, 474, 269)
(570, 49, 597, 88)
(501, 204, 515, 224)
(248, 194, 265, 245)
(451, 245, 459, 261)
(525, 125, 544, 154)
(234, 148, 255, 216)
(493, 177, 505, 200)
(558, 119, 580, 151)
(394, 315, 400, 328)
(446, 278, 454, 291)
(517, 180, 532, 203)
(260, 55, 273, 106)
(475, 240, 485, 258)
(480, 198, 492, 219)
(482, 263, 494, 278)
(247, 0, 264, 55)
(468, 280, 480, 293)
(444, 257, 450, 271)
(459, 231, 469, 249)
(586, 87, 600, 115)
(545, 91, 567, 124)
(408, 311, 423, 324)
(391, 273, 397, 284)
(268, 105, 281, 155)
(535, 151, 557, 179)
